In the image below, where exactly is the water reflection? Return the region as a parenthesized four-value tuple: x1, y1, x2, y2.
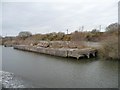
(2, 46, 118, 88)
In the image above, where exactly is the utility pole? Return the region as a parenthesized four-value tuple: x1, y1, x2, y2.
(67, 29, 68, 34)
(99, 25, 101, 31)
(66, 29, 69, 49)
(79, 26, 81, 32)
(6, 33, 7, 37)
(81, 26, 84, 32)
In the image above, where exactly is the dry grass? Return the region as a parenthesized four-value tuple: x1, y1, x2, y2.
(98, 35, 119, 60)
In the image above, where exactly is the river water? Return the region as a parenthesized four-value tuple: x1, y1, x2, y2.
(2, 46, 118, 88)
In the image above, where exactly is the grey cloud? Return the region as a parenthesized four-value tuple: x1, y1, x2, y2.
(2, 0, 118, 36)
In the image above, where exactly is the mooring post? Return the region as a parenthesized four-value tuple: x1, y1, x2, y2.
(77, 56, 79, 60)
(92, 52, 95, 57)
(87, 53, 90, 58)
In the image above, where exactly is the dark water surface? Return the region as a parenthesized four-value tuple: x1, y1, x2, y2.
(2, 46, 118, 88)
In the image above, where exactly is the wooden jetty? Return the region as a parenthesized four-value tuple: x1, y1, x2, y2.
(13, 45, 97, 59)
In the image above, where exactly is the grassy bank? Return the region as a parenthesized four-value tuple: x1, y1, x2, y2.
(98, 23, 119, 60)
(1, 23, 119, 60)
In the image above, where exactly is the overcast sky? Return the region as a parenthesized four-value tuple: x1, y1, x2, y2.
(1, 0, 119, 36)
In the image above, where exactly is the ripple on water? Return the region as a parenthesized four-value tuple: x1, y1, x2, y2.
(1, 71, 36, 88)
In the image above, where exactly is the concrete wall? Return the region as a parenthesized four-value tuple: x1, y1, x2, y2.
(14, 45, 97, 59)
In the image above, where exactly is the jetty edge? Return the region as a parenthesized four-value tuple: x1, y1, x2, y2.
(13, 45, 97, 59)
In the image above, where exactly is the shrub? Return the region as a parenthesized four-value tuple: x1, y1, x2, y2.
(18, 31, 32, 38)
(91, 29, 100, 33)
(106, 23, 118, 33)
(98, 36, 119, 60)
(98, 23, 120, 60)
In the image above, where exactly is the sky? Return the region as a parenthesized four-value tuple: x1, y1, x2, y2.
(1, 0, 119, 36)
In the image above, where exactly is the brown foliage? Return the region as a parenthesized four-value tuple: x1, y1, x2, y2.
(99, 36, 119, 60)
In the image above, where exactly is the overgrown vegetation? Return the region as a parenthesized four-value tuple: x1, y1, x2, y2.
(98, 23, 119, 60)
(1, 23, 119, 60)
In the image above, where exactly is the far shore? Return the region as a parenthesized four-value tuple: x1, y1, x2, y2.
(0, 23, 119, 60)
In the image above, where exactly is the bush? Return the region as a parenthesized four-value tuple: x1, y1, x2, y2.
(91, 29, 100, 33)
(98, 34, 119, 60)
(106, 23, 118, 32)
(18, 31, 32, 38)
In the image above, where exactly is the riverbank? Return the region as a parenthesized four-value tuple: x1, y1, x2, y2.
(1, 39, 99, 59)
(2, 39, 119, 60)
(1, 22, 119, 60)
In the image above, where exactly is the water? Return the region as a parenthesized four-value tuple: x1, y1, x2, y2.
(1, 71, 35, 88)
(2, 46, 118, 88)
